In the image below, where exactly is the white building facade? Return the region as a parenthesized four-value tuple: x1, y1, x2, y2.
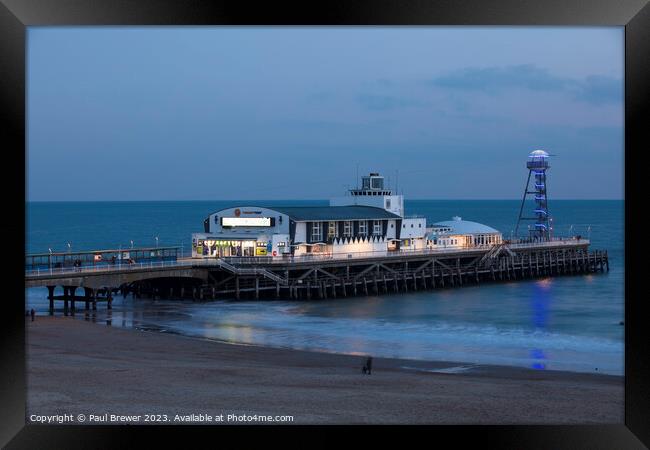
(191, 174, 501, 258)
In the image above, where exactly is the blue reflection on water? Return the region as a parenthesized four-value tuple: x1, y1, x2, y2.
(530, 279, 551, 370)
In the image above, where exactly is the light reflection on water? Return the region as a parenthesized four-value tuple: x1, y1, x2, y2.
(530, 278, 552, 370)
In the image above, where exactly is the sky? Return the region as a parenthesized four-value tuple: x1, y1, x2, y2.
(27, 27, 624, 201)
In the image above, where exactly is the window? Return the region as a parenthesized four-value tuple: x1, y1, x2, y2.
(419, 223, 422, 228)
(359, 220, 367, 236)
(312, 222, 322, 241)
(343, 221, 352, 237)
(390, 223, 394, 228)
(373, 220, 382, 235)
(328, 221, 337, 238)
(386, 199, 391, 209)
(411, 224, 414, 228)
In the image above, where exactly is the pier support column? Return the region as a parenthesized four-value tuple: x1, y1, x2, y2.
(353, 280, 358, 296)
(255, 278, 259, 300)
(83, 287, 92, 310)
(63, 287, 69, 315)
(107, 290, 112, 310)
(306, 282, 311, 299)
(47, 286, 55, 313)
(363, 278, 369, 296)
(374, 276, 379, 295)
(235, 278, 240, 300)
(276, 282, 280, 298)
(69, 287, 77, 312)
(341, 281, 347, 297)
(92, 289, 97, 310)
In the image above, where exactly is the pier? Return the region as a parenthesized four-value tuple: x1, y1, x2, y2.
(25, 239, 608, 310)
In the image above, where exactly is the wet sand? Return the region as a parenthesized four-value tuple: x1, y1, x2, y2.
(26, 316, 623, 424)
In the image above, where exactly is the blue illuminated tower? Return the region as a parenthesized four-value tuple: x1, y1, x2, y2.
(515, 150, 551, 240)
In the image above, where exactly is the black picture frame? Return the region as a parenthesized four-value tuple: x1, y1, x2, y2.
(2, 0, 647, 447)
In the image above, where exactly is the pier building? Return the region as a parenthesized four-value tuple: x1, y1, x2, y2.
(191, 173, 503, 258)
(426, 217, 503, 249)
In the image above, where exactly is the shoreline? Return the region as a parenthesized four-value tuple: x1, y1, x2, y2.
(26, 316, 623, 424)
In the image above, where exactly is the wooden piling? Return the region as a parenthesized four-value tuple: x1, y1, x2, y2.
(47, 286, 55, 313)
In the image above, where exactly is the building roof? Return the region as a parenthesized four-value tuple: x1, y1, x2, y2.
(270, 205, 401, 221)
(430, 216, 500, 235)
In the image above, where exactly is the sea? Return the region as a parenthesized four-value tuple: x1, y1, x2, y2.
(25, 200, 624, 375)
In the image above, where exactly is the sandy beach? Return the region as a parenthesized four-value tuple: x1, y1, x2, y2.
(26, 316, 623, 425)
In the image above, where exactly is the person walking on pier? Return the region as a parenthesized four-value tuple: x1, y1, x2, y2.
(30, 308, 35, 322)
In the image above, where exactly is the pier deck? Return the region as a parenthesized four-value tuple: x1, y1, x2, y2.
(25, 239, 608, 310)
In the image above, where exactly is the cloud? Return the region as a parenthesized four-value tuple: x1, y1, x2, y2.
(431, 65, 621, 105)
(357, 94, 428, 111)
(573, 75, 622, 105)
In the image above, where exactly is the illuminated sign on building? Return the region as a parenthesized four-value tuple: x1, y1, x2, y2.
(222, 217, 272, 227)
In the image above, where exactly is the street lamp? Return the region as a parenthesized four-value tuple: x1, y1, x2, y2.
(130, 240, 134, 249)
(155, 236, 159, 248)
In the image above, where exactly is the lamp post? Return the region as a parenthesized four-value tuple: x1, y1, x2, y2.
(48, 248, 52, 271)
(549, 217, 553, 240)
(119, 244, 122, 269)
(155, 236, 159, 248)
(588, 226, 591, 241)
(130, 240, 134, 249)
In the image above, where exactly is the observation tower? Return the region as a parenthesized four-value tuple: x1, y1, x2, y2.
(515, 150, 551, 240)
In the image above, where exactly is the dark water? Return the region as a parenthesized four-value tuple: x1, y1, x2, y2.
(25, 200, 624, 375)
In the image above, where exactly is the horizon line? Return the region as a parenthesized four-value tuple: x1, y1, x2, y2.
(26, 198, 625, 203)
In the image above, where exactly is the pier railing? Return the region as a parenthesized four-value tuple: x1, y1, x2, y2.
(25, 238, 591, 277)
(222, 238, 589, 266)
